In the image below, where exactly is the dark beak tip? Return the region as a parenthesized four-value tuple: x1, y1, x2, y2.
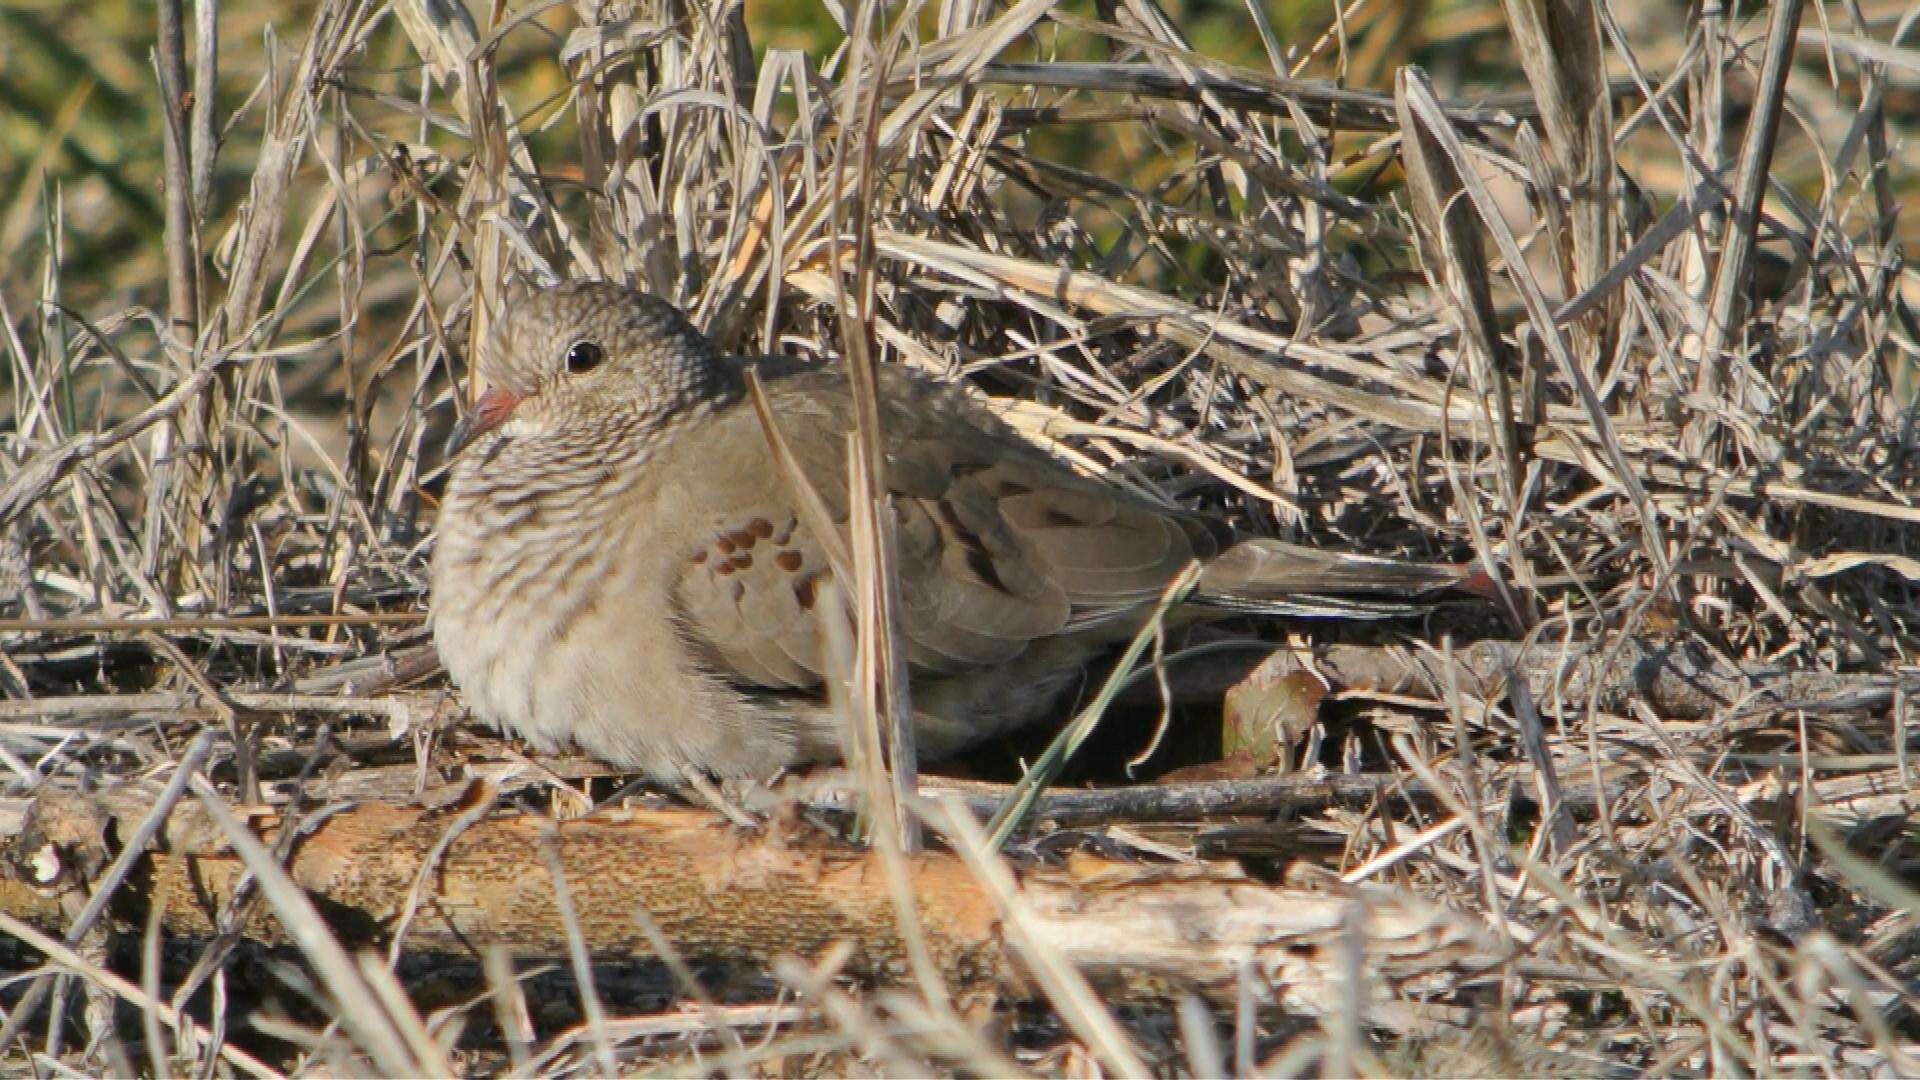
(444, 416, 480, 461)
(445, 387, 521, 462)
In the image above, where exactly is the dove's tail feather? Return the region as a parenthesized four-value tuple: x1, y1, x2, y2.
(1194, 538, 1489, 620)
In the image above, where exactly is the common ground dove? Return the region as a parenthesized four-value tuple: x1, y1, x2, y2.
(432, 281, 1468, 779)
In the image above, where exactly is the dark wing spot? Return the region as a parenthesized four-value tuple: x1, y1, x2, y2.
(731, 553, 753, 570)
(775, 550, 803, 572)
(794, 573, 818, 610)
(748, 518, 774, 539)
(965, 548, 1009, 592)
(935, 498, 1012, 593)
(690, 549, 708, 565)
(728, 528, 758, 551)
(716, 534, 738, 554)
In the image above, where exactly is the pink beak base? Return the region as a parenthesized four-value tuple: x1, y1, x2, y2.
(446, 387, 521, 459)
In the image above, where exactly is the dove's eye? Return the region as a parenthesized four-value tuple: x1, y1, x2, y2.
(565, 341, 605, 374)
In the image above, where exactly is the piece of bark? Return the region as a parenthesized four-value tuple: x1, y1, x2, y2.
(1, 786, 1503, 1027)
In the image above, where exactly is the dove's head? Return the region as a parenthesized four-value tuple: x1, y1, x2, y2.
(448, 280, 736, 457)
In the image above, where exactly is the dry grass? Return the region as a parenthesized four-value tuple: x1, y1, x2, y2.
(3, 0, 1920, 1073)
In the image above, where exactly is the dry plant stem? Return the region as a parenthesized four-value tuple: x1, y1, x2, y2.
(1389, 742, 1757, 1066)
(531, 1004, 815, 1076)
(1556, 177, 1726, 325)
(1687, 0, 1807, 444)
(1497, 0, 1616, 353)
(624, 900, 752, 1062)
(833, 0, 920, 855)
(933, 798, 1151, 1079)
(481, 945, 532, 1073)
(844, 446, 914, 853)
(869, 228, 1919, 525)
(188, 0, 217, 217)
(139, 890, 169, 1077)
(181, 0, 355, 586)
(1177, 993, 1226, 1078)
(1626, 698, 1799, 881)
(1393, 73, 1528, 625)
(0, 732, 214, 1053)
(986, 563, 1204, 849)
(772, 952, 937, 1076)
(815, 575, 952, 1030)
(1398, 70, 1672, 583)
(0, 612, 423, 634)
(746, 368, 947, 1000)
(0, 910, 282, 1080)
(0, 690, 426, 732)
(381, 781, 501, 971)
(1509, 677, 1575, 855)
(183, 776, 438, 1077)
(0, 352, 236, 529)
(151, 0, 208, 599)
(944, 773, 1454, 826)
(746, 372, 856, 582)
(968, 61, 1618, 130)
(155, 0, 199, 345)
(536, 825, 617, 1077)
(1838, 0, 1899, 252)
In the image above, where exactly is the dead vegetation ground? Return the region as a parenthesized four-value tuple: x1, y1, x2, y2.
(4, 0, 1920, 1074)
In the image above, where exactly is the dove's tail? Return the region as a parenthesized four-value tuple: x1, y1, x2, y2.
(1195, 538, 1492, 619)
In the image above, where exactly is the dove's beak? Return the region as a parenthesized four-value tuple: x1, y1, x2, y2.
(447, 386, 521, 459)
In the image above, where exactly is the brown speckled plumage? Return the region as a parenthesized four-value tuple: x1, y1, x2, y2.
(433, 281, 1467, 779)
